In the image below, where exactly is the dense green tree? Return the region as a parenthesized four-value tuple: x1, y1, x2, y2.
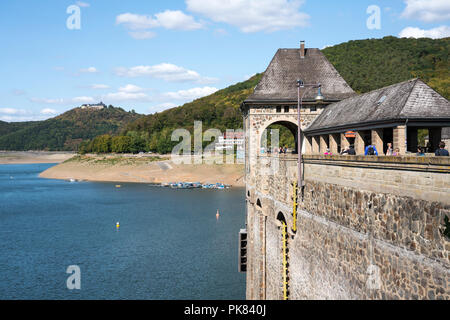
(111, 136, 132, 153)
(91, 134, 112, 153)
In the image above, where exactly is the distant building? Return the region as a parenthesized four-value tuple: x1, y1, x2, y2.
(80, 102, 106, 110)
(215, 132, 244, 151)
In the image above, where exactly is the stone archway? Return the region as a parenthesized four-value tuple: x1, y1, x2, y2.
(256, 198, 262, 208)
(258, 118, 299, 154)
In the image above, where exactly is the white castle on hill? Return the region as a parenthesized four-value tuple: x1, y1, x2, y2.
(80, 102, 106, 110)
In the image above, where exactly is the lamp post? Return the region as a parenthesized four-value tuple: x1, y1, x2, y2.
(296, 80, 323, 196)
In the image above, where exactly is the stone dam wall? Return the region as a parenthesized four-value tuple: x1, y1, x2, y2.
(245, 155, 449, 300)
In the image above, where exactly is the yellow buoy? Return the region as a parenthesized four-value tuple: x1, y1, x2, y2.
(116, 222, 120, 228)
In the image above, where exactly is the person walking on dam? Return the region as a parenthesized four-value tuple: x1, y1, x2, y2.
(435, 141, 449, 156)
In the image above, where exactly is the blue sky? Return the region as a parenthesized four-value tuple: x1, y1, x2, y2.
(0, 0, 449, 121)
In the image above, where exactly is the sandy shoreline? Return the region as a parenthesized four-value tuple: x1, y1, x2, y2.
(39, 154, 245, 187)
(0, 151, 75, 164)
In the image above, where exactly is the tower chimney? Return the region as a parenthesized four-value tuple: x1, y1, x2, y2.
(300, 41, 305, 59)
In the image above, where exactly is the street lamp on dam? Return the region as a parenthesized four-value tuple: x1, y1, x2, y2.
(296, 79, 323, 198)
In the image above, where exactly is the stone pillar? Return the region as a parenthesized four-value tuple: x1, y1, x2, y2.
(341, 133, 350, 151)
(371, 129, 383, 155)
(355, 131, 365, 155)
(393, 125, 407, 155)
(312, 136, 320, 154)
(329, 134, 339, 154)
(304, 136, 312, 155)
(320, 135, 328, 154)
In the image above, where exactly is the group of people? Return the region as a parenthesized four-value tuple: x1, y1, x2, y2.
(381, 143, 401, 156)
(333, 141, 449, 157)
(260, 146, 290, 154)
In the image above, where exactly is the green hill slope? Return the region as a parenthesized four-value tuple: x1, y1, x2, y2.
(0, 106, 142, 151)
(322, 36, 449, 98)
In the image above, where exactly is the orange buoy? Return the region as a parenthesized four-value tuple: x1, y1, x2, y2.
(216, 210, 220, 220)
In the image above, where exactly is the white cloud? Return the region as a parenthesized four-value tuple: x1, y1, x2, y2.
(30, 96, 96, 105)
(154, 10, 203, 30)
(118, 84, 145, 93)
(100, 85, 217, 106)
(0, 108, 43, 122)
(30, 98, 65, 104)
(116, 10, 203, 39)
(0, 113, 54, 122)
(401, 0, 450, 22)
(72, 96, 95, 104)
(115, 63, 217, 84)
(103, 91, 149, 102)
(0, 115, 34, 122)
(102, 85, 149, 102)
(116, 13, 159, 30)
(40, 108, 58, 115)
(128, 31, 156, 40)
(163, 86, 218, 100)
(76, 1, 90, 8)
(399, 25, 450, 39)
(89, 84, 110, 89)
(186, 0, 309, 33)
(0, 108, 27, 115)
(79, 67, 98, 73)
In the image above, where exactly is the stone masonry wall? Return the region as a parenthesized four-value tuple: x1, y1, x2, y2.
(245, 155, 450, 300)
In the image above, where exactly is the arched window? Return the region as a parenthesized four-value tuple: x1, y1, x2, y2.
(277, 212, 287, 225)
(260, 121, 298, 154)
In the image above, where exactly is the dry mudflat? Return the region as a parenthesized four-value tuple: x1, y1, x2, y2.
(39, 154, 245, 187)
(0, 151, 75, 164)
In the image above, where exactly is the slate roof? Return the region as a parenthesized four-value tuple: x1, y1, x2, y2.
(245, 48, 355, 103)
(305, 79, 450, 134)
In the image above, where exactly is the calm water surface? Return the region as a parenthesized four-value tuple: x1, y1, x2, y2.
(0, 164, 246, 300)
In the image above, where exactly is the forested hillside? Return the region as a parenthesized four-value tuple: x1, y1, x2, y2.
(322, 36, 449, 98)
(0, 106, 142, 151)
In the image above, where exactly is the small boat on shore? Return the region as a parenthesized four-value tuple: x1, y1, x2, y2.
(166, 181, 231, 189)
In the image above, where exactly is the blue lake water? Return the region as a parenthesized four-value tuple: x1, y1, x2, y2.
(0, 164, 246, 300)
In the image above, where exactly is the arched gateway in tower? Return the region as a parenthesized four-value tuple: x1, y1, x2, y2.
(240, 41, 355, 181)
